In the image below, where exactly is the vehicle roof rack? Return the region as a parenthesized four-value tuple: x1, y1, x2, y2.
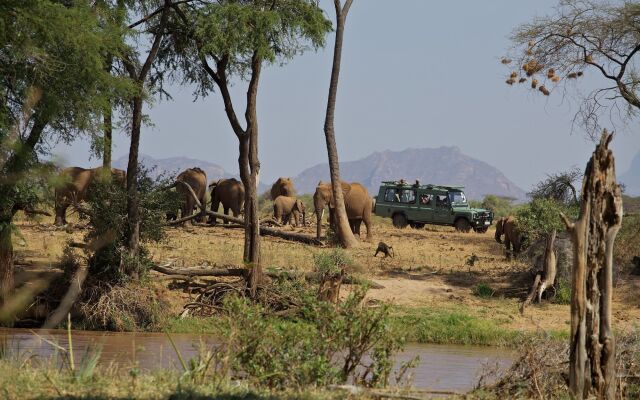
(380, 181, 465, 191)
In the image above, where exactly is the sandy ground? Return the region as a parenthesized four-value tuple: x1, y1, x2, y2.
(12, 214, 640, 334)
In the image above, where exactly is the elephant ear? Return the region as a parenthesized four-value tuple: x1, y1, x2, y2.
(296, 199, 305, 212)
(494, 218, 504, 243)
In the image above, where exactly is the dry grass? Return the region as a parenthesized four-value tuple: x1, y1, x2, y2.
(11, 211, 640, 336)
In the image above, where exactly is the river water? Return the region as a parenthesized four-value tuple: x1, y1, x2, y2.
(0, 328, 513, 394)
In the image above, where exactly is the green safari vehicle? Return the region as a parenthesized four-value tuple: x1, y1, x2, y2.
(373, 181, 493, 232)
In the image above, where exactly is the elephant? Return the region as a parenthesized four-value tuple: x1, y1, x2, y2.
(313, 181, 373, 240)
(209, 178, 244, 224)
(273, 196, 306, 227)
(174, 167, 208, 224)
(495, 216, 526, 258)
(270, 177, 296, 200)
(54, 166, 126, 226)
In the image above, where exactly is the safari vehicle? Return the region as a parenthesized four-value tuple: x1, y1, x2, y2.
(373, 181, 493, 232)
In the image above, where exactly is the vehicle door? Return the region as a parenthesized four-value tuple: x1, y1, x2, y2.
(398, 188, 418, 220)
(415, 192, 434, 222)
(432, 193, 452, 224)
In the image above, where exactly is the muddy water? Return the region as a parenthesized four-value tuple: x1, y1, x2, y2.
(0, 328, 512, 393)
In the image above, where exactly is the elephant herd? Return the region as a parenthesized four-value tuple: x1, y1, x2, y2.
(52, 166, 374, 240)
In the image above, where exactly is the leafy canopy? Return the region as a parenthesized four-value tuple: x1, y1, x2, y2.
(1, 0, 131, 218)
(166, 0, 331, 91)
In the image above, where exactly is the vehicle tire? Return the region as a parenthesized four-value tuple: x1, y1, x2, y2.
(410, 222, 425, 229)
(474, 227, 488, 233)
(392, 213, 408, 229)
(454, 218, 472, 233)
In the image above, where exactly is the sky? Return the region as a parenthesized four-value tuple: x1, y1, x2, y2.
(53, 0, 640, 192)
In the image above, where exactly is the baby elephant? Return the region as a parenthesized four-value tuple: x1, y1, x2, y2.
(273, 196, 306, 227)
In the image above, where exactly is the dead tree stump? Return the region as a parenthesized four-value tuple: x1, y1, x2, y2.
(561, 130, 623, 400)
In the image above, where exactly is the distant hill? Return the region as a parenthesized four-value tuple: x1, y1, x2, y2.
(112, 154, 269, 192)
(293, 146, 527, 201)
(620, 151, 640, 196)
(113, 154, 233, 181)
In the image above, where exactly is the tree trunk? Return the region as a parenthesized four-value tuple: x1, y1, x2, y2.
(562, 130, 622, 400)
(537, 229, 557, 303)
(243, 54, 263, 297)
(323, 4, 357, 249)
(103, 103, 112, 170)
(0, 220, 13, 305)
(125, 95, 143, 263)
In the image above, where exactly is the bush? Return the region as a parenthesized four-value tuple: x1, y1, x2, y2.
(219, 286, 405, 389)
(516, 197, 579, 242)
(79, 166, 179, 283)
(473, 283, 495, 299)
(614, 213, 640, 271)
(479, 194, 518, 219)
(552, 278, 571, 305)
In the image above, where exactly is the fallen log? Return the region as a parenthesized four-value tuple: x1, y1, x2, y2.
(166, 210, 323, 246)
(151, 264, 384, 289)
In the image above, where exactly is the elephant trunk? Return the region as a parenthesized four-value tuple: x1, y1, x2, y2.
(494, 230, 503, 244)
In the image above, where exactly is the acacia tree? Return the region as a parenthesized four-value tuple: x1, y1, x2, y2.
(506, 0, 640, 136)
(0, 0, 125, 300)
(167, 0, 330, 296)
(323, 0, 357, 248)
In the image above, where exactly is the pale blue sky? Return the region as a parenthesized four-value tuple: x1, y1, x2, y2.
(54, 0, 640, 191)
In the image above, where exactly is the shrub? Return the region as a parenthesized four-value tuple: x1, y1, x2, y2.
(219, 286, 405, 389)
(480, 194, 518, 219)
(516, 197, 579, 242)
(473, 283, 495, 299)
(552, 278, 571, 305)
(79, 166, 179, 283)
(614, 213, 640, 271)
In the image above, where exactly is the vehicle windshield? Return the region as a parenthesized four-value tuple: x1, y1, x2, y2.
(448, 191, 467, 204)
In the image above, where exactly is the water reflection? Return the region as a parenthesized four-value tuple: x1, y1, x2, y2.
(0, 328, 512, 393)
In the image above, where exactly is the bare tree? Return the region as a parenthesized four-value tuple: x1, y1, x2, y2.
(324, 0, 358, 248)
(529, 167, 582, 205)
(560, 130, 623, 399)
(506, 0, 640, 136)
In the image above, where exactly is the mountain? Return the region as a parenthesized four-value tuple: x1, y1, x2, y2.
(293, 146, 527, 201)
(113, 154, 233, 181)
(113, 154, 271, 193)
(620, 151, 640, 196)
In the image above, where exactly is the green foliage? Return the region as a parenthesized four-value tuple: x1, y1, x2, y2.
(615, 213, 640, 269)
(313, 248, 352, 277)
(392, 307, 517, 346)
(473, 283, 495, 299)
(552, 278, 571, 305)
(219, 286, 405, 389)
(478, 194, 518, 219)
(80, 167, 179, 282)
(195, 0, 331, 66)
(516, 198, 579, 242)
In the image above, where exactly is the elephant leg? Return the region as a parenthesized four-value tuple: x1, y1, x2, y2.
(223, 207, 230, 224)
(184, 197, 195, 225)
(316, 209, 323, 239)
(54, 202, 68, 226)
(363, 212, 373, 240)
(354, 220, 363, 237)
(293, 211, 300, 227)
(209, 199, 219, 225)
(198, 196, 206, 223)
(504, 238, 512, 260)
